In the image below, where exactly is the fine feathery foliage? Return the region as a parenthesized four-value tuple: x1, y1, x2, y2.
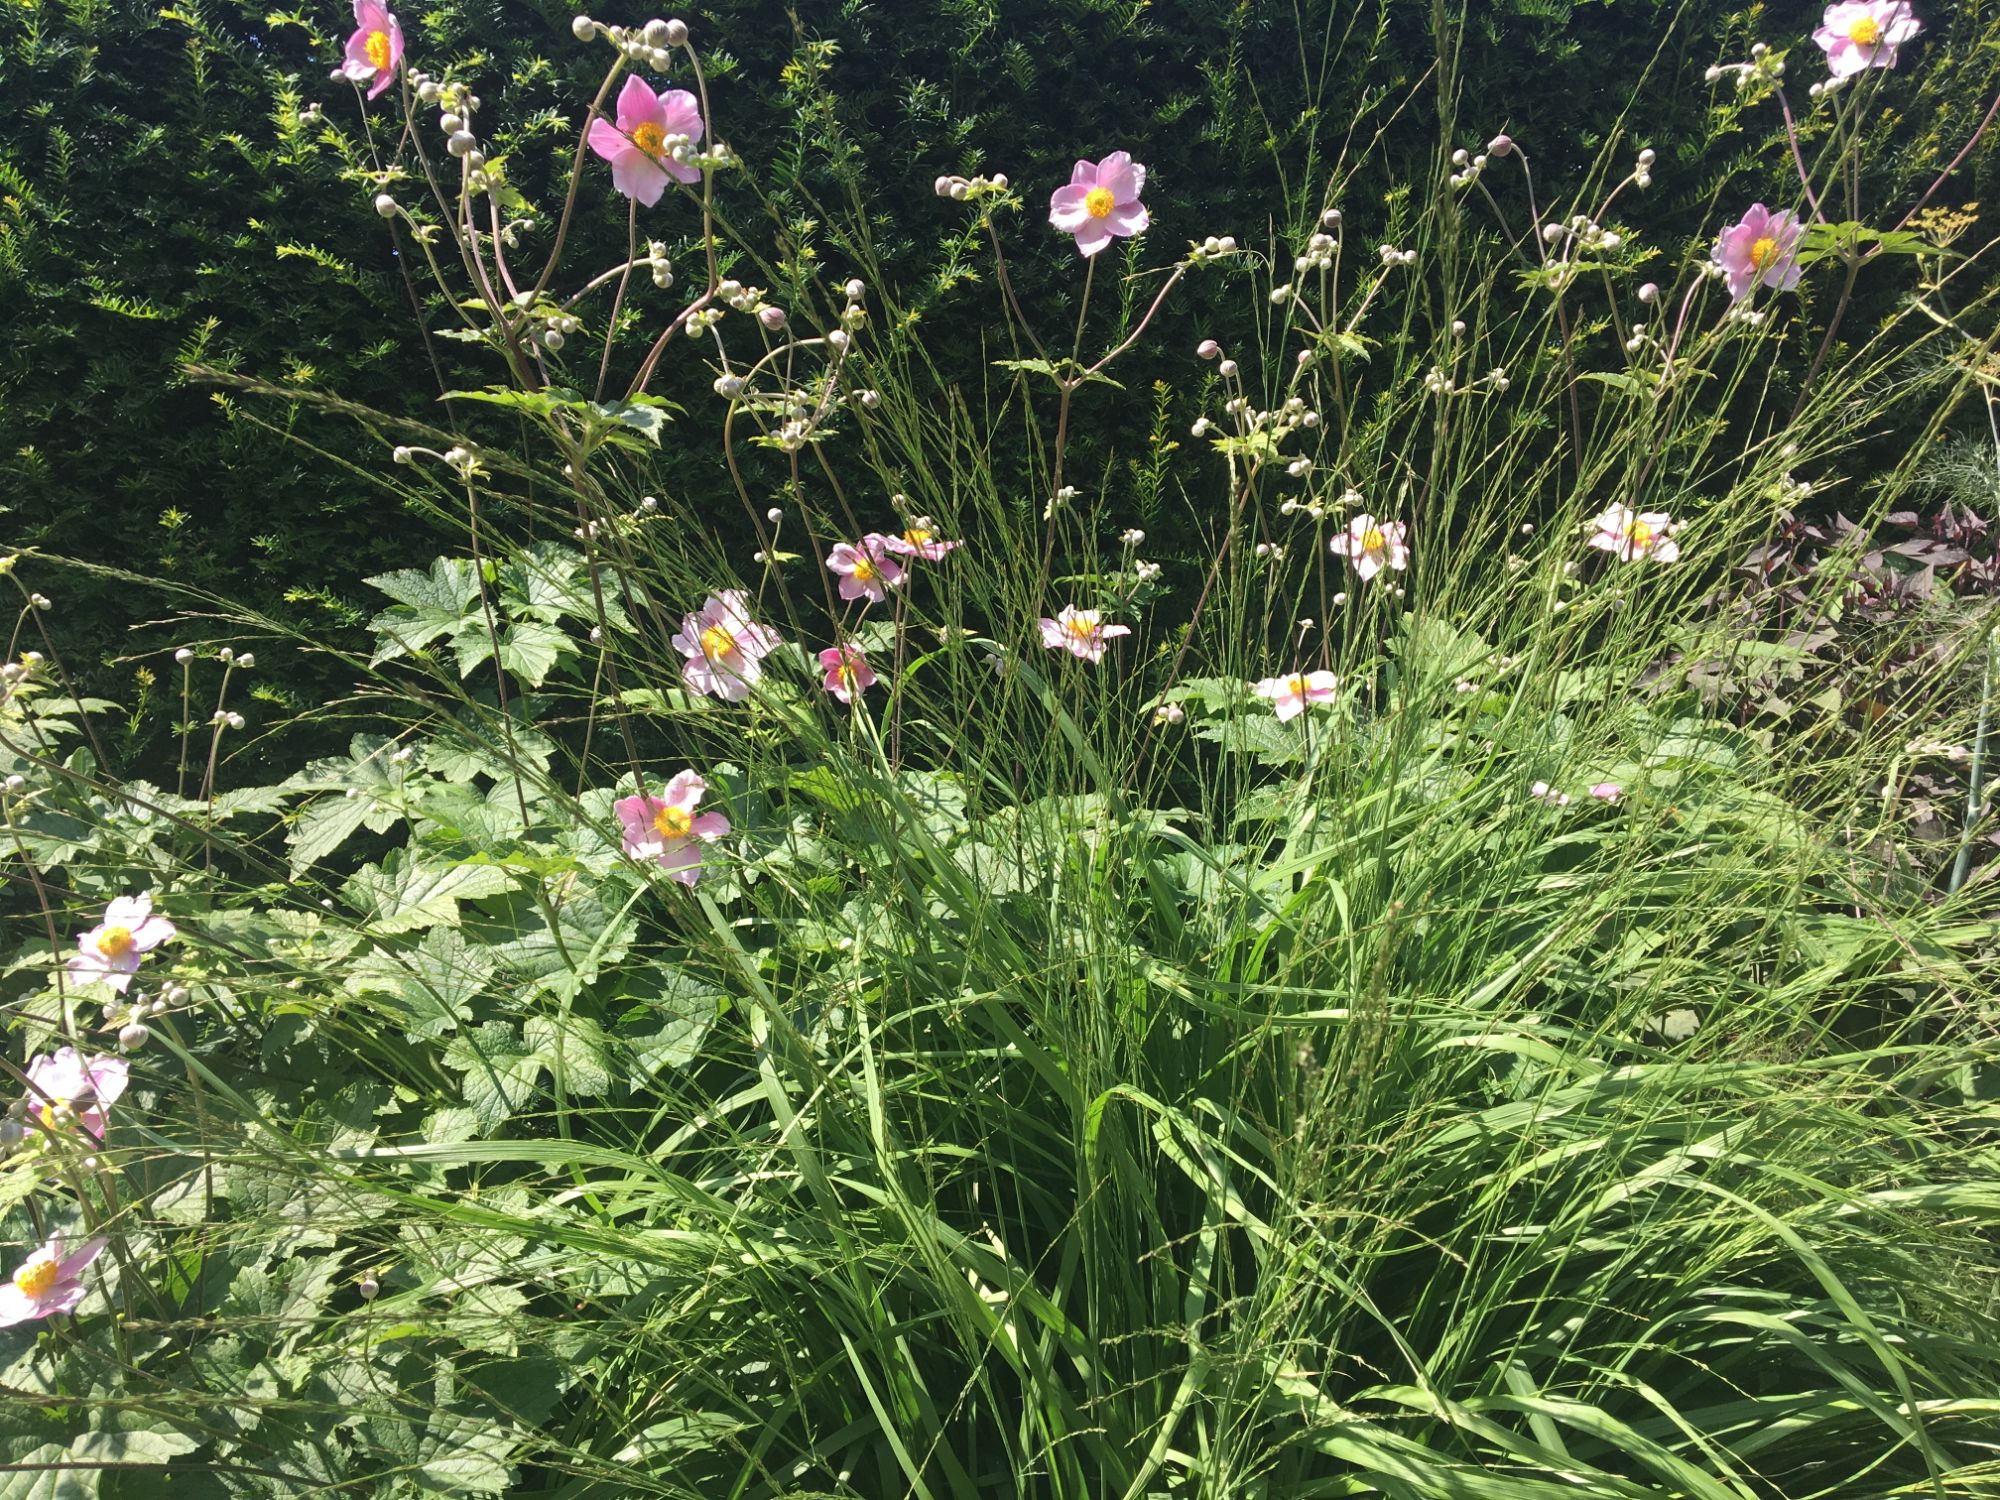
(3, 0, 2000, 1496)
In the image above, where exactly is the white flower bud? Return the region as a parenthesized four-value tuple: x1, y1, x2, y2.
(1487, 133, 1514, 157)
(1638, 282, 1660, 304)
(439, 111, 464, 135)
(766, 507, 782, 522)
(447, 131, 476, 157)
(713, 375, 744, 398)
(175, 647, 194, 663)
(235, 653, 255, 669)
(641, 495, 660, 510)
(1191, 417, 1211, 437)
(857, 388, 880, 408)
(543, 329, 564, 351)
(1451, 319, 1467, 337)
(1218, 358, 1239, 377)
(1321, 208, 1341, 227)
(1197, 339, 1221, 359)
(373, 194, 398, 218)
(934, 175, 954, 197)
(991, 172, 1009, 189)
(1269, 285, 1290, 304)
(358, 1276, 380, 1300)
(663, 17, 687, 44)
(1217, 236, 1237, 253)
(758, 305, 786, 331)
(827, 329, 850, 351)
(643, 18, 671, 45)
(572, 14, 596, 39)
(118, 1023, 149, 1051)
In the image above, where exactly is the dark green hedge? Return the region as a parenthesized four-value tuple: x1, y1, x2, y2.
(3, 0, 1993, 768)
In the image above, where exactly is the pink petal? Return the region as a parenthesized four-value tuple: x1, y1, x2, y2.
(661, 770, 706, 811)
(690, 811, 730, 841)
(587, 117, 629, 164)
(1039, 619, 1067, 648)
(1049, 184, 1094, 232)
(659, 89, 704, 145)
(1093, 151, 1140, 202)
(1072, 221, 1114, 257)
(615, 74, 666, 133)
(1070, 159, 1096, 187)
(1103, 202, 1149, 237)
(610, 149, 671, 207)
(55, 1238, 106, 1280)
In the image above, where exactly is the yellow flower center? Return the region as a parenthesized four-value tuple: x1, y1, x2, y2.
(1085, 187, 1116, 219)
(652, 805, 693, 839)
(13, 1257, 58, 1299)
(852, 557, 878, 583)
(631, 121, 667, 159)
(1360, 527, 1385, 552)
(1626, 519, 1654, 549)
(836, 662, 858, 687)
(95, 926, 135, 959)
(903, 528, 932, 547)
(1749, 236, 1779, 272)
(1848, 16, 1881, 45)
(1290, 675, 1311, 695)
(699, 624, 736, 660)
(365, 28, 392, 72)
(1067, 614, 1100, 638)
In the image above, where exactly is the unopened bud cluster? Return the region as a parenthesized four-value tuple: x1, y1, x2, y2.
(1705, 42, 1785, 94)
(573, 14, 690, 71)
(933, 171, 1010, 201)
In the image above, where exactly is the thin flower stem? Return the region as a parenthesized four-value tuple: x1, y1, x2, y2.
(595, 201, 640, 401)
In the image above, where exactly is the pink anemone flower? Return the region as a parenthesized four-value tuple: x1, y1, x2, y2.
(826, 535, 907, 605)
(587, 76, 704, 207)
(1589, 782, 1624, 804)
(23, 1050, 129, 1142)
(66, 894, 176, 994)
(613, 771, 730, 886)
(0, 1236, 106, 1328)
(1529, 782, 1571, 807)
(819, 645, 878, 704)
(1712, 203, 1803, 303)
(1254, 670, 1340, 723)
(671, 590, 783, 702)
(1038, 606, 1131, 663)
(1329, 515, 1409, 582)
(340, 0, 405, 101)
(1048, 152, 1149, 258)
(882, 520, 964, 562)
(1814, 3, 1920, 77)
(1589, 504, 1680, 563)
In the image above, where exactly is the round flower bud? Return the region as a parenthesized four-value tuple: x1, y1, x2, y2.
(766, 507, 783, 522)
(641, 495, 660, 510)
(1217, 236, 1237, 253)
(1217, 358, 1239, 377)
(447, 131, 476, 157)
(827, 329, 850, 351)
(948, 180, 968, 200)
(758, 305, 786, 331)
(236, 653, 256, 669)
(1487, 133, 1514, 157)
(1269, 285, 1290, 303)
(358, 1276, 380, 1300)
(417, 80, 442, 104)
(0, 1118, 22, 1149)
(1451, 319, 1467, 337)
(643, 18, 671, 44)
(713, 375, 744, 398)
(1321, 208, 1342, 227)
(844, 278, 866, 301)
(572, 14, 596, 39)
(373, 193, 398, 218)
(466, 150, 486, 171)
(118, 1022, 150, 1051)
(1197, 338, 1221, 359)
(663, 17, 687, 44)
(392, 446, 413, 464)
(440, 110, 464, 134)
(1451, 147, 1470, 166)
(1638, 282, 1660, 304)
(543, 329, 565, 350)
(174, 647, 194, 664)
(857, 388, 881, 408)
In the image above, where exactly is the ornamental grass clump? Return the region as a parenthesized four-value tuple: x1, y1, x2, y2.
(2, 1, 2000, 1495)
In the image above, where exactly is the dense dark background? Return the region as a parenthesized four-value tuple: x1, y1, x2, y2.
(3, 0, 1994, 769)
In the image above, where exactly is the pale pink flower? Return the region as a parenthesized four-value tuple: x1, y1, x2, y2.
(1039, 606, 1131, 663)
(826, 535, 907, 605)
(1048, 152, 1149, 258)
(23, 1050, 129, 1142)
(1814, 2, 1920, 77)
(613, 771, 730, 885)
(1589, 504, 1681, 563)
(66, 894, 175, 993)
(1254, 670, 1340, 723)
(340, 0, 404, 100)
(1329, 515, 1409, 582)
(671, 590, 783, 702)
(1711, 203, 1803, 303)
(1529, 781, 1571, 807)
(1589, 782, 1623, 803)
(819, 645, 878, 703)
(0, 1236, 105, 1327)
(882, 520, 964, 562)
(587, 76, 704, 207)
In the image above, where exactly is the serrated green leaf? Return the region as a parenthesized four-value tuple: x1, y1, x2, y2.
(343, 852, 517, 934)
